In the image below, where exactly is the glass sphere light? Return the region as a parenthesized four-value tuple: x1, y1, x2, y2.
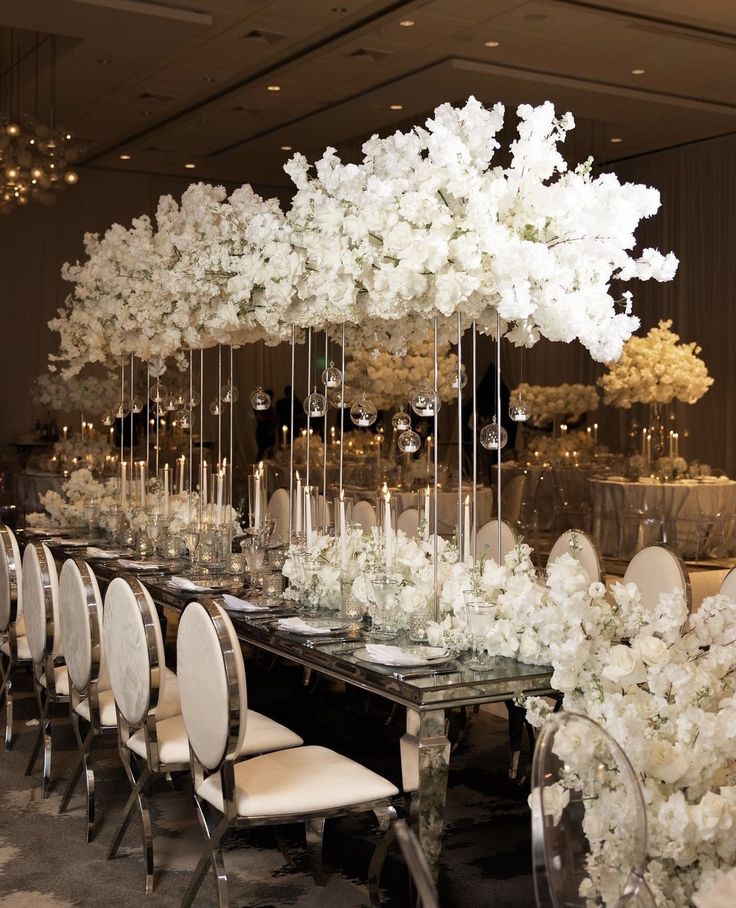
(391, 408, 412, 432)
(209, 399, 223, 416)
(410, 384, 441, 418)
(250, 387, 271, 411)
(304, 390, 327, 418)
(350, 393, 378, 427)
(397, 429, 421, 453)
(480, 417, 508, 451)
(508, 394, 531, 423)
(451, 366, 468, 391)
(321, 361, 342, 389)
(130, 397, 143, 414)
(220, 382, 239, 403)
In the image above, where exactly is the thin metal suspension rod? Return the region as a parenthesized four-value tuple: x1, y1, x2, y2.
(188, 349, 193, 525)
(433, 316, 439, 621)
(217, 344, 222, 467)
(119, 358, 124, 476)
(456, 312, 463, 560)
(199, 349, 204, 526)
(305, 327, 312, 492)
(155, 374, 160, 476)
(339, 323, 345, 496)
(496, 312, 502, 557)
(288, 327, 295, 541)
(472, 321, 478, 561)
(322, 332, 328, 531)
(129, 355, 134, 481)
(146, 364, 150, 470)
(229, 345, 234, 511)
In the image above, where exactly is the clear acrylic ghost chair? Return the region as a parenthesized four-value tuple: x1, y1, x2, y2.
(354, 500, 377, 532)
(0, 524, 30, 750)
(552, 468, 592, 534)
(619, 500, 664, 560)
(23, 541, 68, 796)
(531, 712, 656, 908)
(267, 489, 290, 542)
(397, 507, 419, 538)
(177, 599, 399, 908)
(623, 544, 691, 613)
(476, 519, 519, 564)
(501, 472, 528, 527)
(547, 530, 604, 584)
(720, 567, 736, 600)
(57, 557, 117, 841)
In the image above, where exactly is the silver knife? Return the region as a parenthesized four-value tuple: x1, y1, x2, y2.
(392, 667, 460, 680)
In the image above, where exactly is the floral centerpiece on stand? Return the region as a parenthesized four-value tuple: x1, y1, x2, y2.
(26, 468, 121, 530)
(514, 383, 599, 427)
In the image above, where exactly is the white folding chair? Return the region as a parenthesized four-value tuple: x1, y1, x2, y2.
(22, 541, 68, 797)
(267, 489, 290, 542)
(623, 544, 691, 612)
(720, 567, 736, 600)
(354, 500, 377, 532)
(57, 557, 117, 841)
(546, 529, 604, 584)
(475, 519, 518, 563)
(397, 507, 419, 538)
(0, 525, 30, 750)
(177, 599, 399, 908)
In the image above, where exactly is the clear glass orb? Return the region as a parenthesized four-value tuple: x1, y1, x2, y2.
(480, 417, 508, 451)
(174, 391, 187, 407)
(187, 390, 201, 409)
(153, 403, 166, 418)
(250, 386, 271, 411)
(130, 397, 143, 414)
(350, 394, 378, 427)
(321, 361, 342, 389)
(209, 399, 223, 416)
(177, 410, 191, 429)
(410, 384, 441, 418)
(397, 429, 421, 453)
(220, 381, 239, 403)
(328, 388, 350, 409)
(165, 397, 177, 412)
(304, 390, 327, 418)
(114, 402, 129, 419)
(451, 366, 468, 391)
(391, 408, 412, 432)
(101, 413, 114, 427)
(508, 395, 531, 423)
(150, 384, 167, 404)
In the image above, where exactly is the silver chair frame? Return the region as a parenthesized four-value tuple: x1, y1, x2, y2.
(625, 542, 693, 613)
(0, 525, 30, 750)
(24, 542, 69, 797)
(58, 558, 117, 841)
(106, 576, 189, 894)
(179, 598, 398, 908)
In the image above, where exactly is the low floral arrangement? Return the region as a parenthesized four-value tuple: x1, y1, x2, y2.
(599, 320, 713, 408)
(514, 383, 599, 427)
(53, 434, 114, 466)
(290, 433, 325, 465)
(522, 428, 595, 463)
(27, 468, 120, 530)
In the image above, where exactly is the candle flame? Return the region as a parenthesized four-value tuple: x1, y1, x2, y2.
(296, 470, 300, 480)
(465, 493, 470, 504)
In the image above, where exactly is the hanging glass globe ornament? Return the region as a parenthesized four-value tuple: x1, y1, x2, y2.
(304, 389, 327, 418)
(150, 384, 167, 404)
(153, 403, 166, 419)
(328, 388, 350, 409)
(130, 397, 143, 414)
(177, 410, 191, 429)
(209, 399, 223, 417)
(165, 397, 177, 412)
(451, 366, 468, 391)
(220, 381, 239, 404)
(410, 384, 441, 418)
(480, 417, 508, 451)
(508, 394, 531, 423)
(114, 402, 129, 419)
(391, 408, 412, 432)
(250, 387, 271, 411)
(350, 393, 378, 427)
(174, 391, 187, 408)
(101, 412, 114, 427)
(397, 429, 421, 454)
(187, 390, 201, 409)
(321, 361, 342, 389)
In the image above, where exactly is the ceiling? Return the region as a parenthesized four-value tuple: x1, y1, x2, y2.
(1, 0, 735, 193)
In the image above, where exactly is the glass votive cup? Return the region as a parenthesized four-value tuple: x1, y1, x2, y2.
(262, 571, 283, 599)
(251, 566, 269, 591)
(227, 552, 247, 575)
(408, 605, 431, 643)
(268, 548, 287, 571)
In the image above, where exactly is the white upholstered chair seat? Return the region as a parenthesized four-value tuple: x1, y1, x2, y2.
(129, 714, 189, 766)
(74, 687, 117, 728)
(1, 633, 31, 661)
(40, 664, 70, 697)
(197, 744, 398, 816)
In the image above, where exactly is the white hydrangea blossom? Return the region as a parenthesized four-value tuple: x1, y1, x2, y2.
(514, 382, 599, 426)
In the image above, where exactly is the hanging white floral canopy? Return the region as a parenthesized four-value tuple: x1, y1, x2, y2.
(48, 96, 677, 378)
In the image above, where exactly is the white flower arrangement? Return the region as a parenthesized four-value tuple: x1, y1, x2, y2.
(599, 320, 713, 407)
(53, 434, 113, 466)
(523, 428, 595, 463)
(33, 370, 122, 417)
(27, 468, 120, 530)
(515, 382, 599, 427)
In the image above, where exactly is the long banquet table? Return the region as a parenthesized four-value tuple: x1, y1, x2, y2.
(40, 536, 553, 877)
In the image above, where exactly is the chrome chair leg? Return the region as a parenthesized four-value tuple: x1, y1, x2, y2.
(305, 816, 329, 886)
(180, 816, 230, 908)
(107, 757, 152, 862)
(367, 804, 399, 908)
(194, 797, 229, 908)
(4, 674, 13, 750)
(42, 719, 53, 798)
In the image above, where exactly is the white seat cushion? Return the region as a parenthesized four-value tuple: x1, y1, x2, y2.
(74, 687, 117, 728)
(237, 710, 303, 758)
(1, 634, 31, 661)
(40, 664, 69, 697)
(128, 713, 190, 766)
(196, 745, 398, 817)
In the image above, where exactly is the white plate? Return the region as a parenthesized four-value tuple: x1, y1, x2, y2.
(279, 617, 348, 634)
(353, 646, 449, 667)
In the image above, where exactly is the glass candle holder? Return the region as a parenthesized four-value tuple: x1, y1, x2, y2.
(248, 471, 268, 532)
(262, 571, 283, 599)
(409, 604, 431, 643)
(227, 552, 247, 575)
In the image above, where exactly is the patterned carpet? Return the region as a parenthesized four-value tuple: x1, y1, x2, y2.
(0, 655, 536, 907)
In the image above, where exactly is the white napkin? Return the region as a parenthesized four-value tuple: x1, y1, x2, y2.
(168, 576, 210, 591)
(222, 594, 268, 612)
(118, 559, 162, 570)
(277, 616, 332, 635)
(693, 868, 736, 908)
(364, 644, 426, 665)
(84, 547, 117, 559)
(48, 537, 88, 546)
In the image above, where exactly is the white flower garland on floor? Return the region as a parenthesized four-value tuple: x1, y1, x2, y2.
(599, 319, 713, 407)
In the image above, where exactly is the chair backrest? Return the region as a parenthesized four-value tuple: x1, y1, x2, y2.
(58, 558, 105, 696)
(623, 544, 691, 612)
(267, 489, 290, 542)
(531, 712, 653, 908)
(177, 599, 247, 772)
(501, 473, 527, 524)
(547, 530, 603, 584)
(0, 525, 22, 633)
(476, 519, 518, 563)
(103, 576, 167, 729)
(353, 500, 377, 532)
(22, 542, 61, 666)
(720, 567, 736, 601)
(397, 507, 419, 538)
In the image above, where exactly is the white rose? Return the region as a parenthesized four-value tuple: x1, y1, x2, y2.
(634, 634, 669, 666)
(528, 781, 570, 826)
(646, 740, 688, 784)
(601, 645, 647, 688)
(588, 582, 606, 599)
(551, 666, 578, 693)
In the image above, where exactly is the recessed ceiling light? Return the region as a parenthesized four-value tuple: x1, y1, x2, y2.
(399, 19, 415, 27)
(184, 163, 196, 169)
(484, 40, 500, 47)
(389, 103, 403, 110)
(609, 137, 623, 143)
(267, 84, 281, 92)
(280, 144, 293, 151)
(119, 154, 131, 160)
(631, 68, 646, 75)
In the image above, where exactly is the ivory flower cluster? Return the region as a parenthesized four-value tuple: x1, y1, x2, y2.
(514, 382, 599, 426)
(33, 370, 122, 417)
(49, 98, 677, 377)
(599, 320, 713, 407)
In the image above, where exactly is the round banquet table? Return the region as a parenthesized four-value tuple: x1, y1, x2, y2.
(342, 486, 494, 535)
(590, 476, 736, 559)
